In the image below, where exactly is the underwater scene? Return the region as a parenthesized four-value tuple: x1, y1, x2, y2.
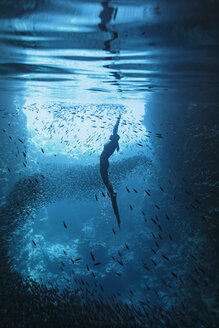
(0, 0, 218, 327)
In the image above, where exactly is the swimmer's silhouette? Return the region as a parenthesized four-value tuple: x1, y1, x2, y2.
(98, 0, 118, 52)
(100, 115, 121, 227)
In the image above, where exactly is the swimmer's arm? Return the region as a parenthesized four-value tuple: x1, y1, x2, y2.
(113, 115, 121, 135)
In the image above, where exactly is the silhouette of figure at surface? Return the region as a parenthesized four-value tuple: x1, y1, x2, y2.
(100, 115, 121, 227)
(98, 0, 118, 52)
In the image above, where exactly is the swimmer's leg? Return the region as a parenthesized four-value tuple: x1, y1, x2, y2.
(100, 160, 114, 194)
(111, 194, 120, 227)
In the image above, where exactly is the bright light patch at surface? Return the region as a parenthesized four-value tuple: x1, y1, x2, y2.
(23, 101, 148, 162)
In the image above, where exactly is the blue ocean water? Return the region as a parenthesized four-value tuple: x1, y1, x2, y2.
(0, 0, 218, 327)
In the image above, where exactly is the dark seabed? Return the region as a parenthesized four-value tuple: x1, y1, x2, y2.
(0, 0, 218, 327)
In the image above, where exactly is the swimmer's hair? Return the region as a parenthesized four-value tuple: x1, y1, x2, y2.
(110, 134, 120, 141)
